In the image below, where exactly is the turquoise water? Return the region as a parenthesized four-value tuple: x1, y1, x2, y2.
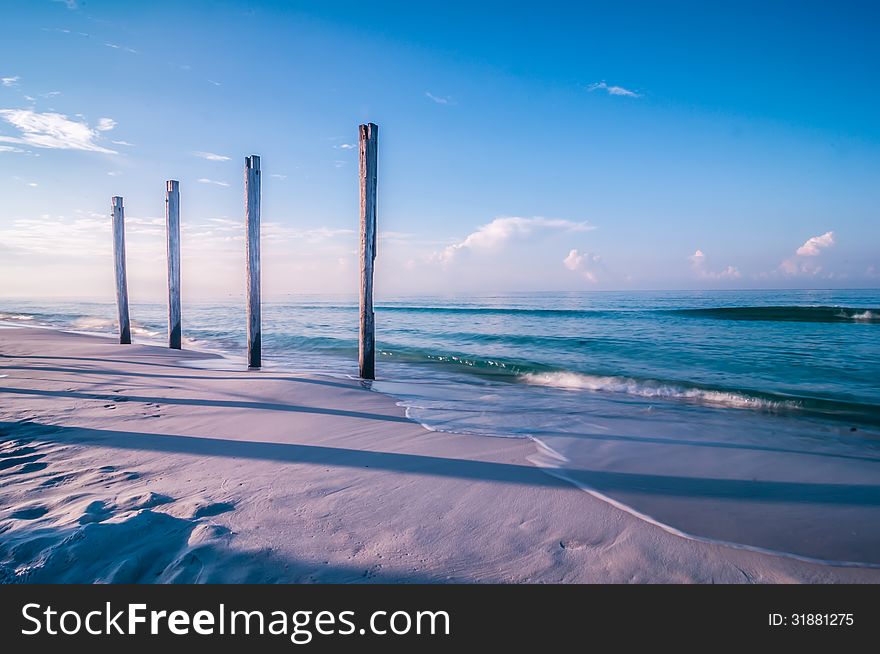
(4, 290, 878, 423)
(3, 290, 880, 563)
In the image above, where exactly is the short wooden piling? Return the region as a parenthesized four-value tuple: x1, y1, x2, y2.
(165, 180, 182, 349)
(358, 123, 378, 380)
(111, 196, 131, 345)
(245, 155, 261, 369)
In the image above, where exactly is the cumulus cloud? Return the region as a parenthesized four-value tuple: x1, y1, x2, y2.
(193, 150, 230, 161)
(0, 109, 117, 153)
(689, 249, 741, 280)
(778, 231, 835, 276)
(795, 231, 834, 256)
(431, 216, 594, 264)
(587, 81, 640, 97)
(563, 249, 602, 283)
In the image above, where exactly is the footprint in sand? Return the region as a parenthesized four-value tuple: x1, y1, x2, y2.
(116, 492, 173, 512)
(0, 453, 44, 471)
(12, 462, 48, 475)
(10, 505, 48, 520)
(39, 472, 78, 488)
(192, 502, 235, 519)
(0, 446, 38, 458)
(79, 500, 113, 524)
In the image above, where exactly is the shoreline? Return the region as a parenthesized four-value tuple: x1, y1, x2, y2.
(2, 327, 879, 583)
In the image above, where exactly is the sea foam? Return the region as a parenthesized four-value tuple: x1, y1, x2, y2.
(520, 371, 799, 411)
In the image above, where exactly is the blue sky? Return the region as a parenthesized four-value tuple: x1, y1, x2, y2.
(1, 0, 878, 299)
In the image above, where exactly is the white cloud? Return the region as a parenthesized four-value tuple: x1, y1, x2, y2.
(193, 150, 230, 161)
(53, 0, 78, 8)
(96, 117, 116, 131)
(1, 76, 20, 87)
(208, 79, 222, 87)
(0, 109, 117, 153)
(270, 173, 287, 180)
(425, 92, 455, 105)
(563, 249, 602, 283)
(0, 214, 108, 256)
(795, 230, 834, 256)
(587, 81, 640, 98)
(431, 216, 594, 264)
(197, 178, 230, 187)
(105, 43, 137, 54)
(337, 143, 355, 150)
(0, 145, 26, 153)
(688, 249, 741, 280)
(264, 224, 355, 244)
(111, 140, 134, 147)
(777, 231, 836, 276)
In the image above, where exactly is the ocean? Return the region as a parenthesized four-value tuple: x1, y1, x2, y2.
(2, 289, 879, 564)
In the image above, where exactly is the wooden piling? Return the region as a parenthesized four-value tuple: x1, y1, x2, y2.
(358, 123, 378, 379)
(245, 155, 261, 369)
(165, 180, 182, 349)
(111, 196, 131, 345)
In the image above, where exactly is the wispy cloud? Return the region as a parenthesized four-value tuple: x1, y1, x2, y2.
(96, 117, 116, 131)
(0, 109, 117, 153)
(336, 143, 355, 150)
(104, 42, 137, 54)
(563, 249, 602, 283)
(207, 79, 222, 87)
(431, 216, 594, 264)
(111, 140, 134, 147)
(270, 174, 287, 180)
(264, 224, 355, 244)
(53, 0, 78, 8)
(688, 249, 741, 280)
(0, 145, 27, 153)
(425, 91, 455, 105)
(0, 213, 107, 257)
(1, 76, 20, 87)
(193, 151, 230, 161)
(587, 81, 640, 98)
(197, 178, 230, 187)
(795, 230, 834, 256)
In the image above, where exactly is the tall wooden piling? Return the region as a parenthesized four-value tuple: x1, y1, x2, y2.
(245, 155, 261, 369)
(111, 196, 131, 345)
(165, 180, 182, 349)
(358, 123, 378, 380)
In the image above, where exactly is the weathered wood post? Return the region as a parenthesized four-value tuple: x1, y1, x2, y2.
(111, 196, 131, 345)
(165, 180, 182, 349)
(358, 123, 378, 379)
(245, 155, 261, 369)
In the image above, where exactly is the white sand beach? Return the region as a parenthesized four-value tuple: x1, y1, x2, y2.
(1, 327, 878, 583)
